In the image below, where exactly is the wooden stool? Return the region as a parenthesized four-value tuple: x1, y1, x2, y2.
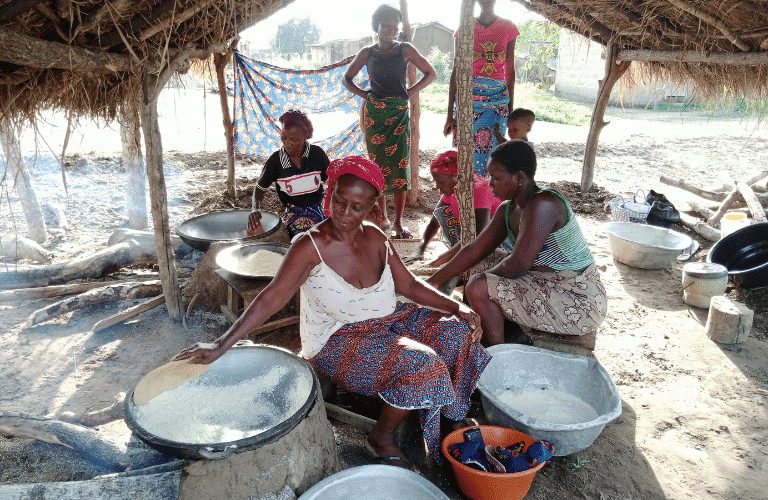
(215, 268, 300, 335)
(528, 329, 596, 358)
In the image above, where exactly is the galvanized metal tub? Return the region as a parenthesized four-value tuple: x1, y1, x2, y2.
(605, 222, 692, 269)
(297, 465, 449, 500)
(477, 344, 622, 456)
(176, 209, 283, 252)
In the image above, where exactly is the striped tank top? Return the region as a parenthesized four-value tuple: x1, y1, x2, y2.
(504, 189, 594, 270)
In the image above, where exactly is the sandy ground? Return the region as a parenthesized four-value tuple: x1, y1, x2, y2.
(1, 89, 767, 499)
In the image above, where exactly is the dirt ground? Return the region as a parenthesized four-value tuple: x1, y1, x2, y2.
(1, 105, 767, 499)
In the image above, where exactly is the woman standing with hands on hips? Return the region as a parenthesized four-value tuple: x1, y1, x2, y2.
(343, 4, 436, 239)
(176, 156, 489, 470)
(444, 0, 519, 176)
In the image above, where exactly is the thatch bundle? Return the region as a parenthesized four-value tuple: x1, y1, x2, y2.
(0, 0, 295, 120)
(518, 0, 768, 99)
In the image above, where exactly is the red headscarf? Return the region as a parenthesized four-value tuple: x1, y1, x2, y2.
(430, 149, 458, 176)
(323, 156, 386, 216)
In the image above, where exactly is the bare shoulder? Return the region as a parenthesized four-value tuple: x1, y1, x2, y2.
(362, 221, 387, 242)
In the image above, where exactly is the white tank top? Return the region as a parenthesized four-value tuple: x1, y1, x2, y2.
(297, 231, 397, 358)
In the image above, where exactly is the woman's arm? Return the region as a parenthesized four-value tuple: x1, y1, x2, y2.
(488, 193, 563, 279)
(343, 48, 371, 98)
(402, 43, 436, 97)
(174, 237, 319, 364)
(389, 246, 482, 341)
(426, 205, 508, 287)
(427, 207, 490, 267)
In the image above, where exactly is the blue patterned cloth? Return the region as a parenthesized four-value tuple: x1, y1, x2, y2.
(232, 51, 369, 160)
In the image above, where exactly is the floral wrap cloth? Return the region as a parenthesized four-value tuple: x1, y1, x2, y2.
(308, 302, 490, 464)
(363, 95, 411, 195)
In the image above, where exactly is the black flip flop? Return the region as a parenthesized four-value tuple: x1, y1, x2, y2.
(362, 446, 418, 473)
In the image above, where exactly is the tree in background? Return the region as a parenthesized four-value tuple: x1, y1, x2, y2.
(427, 47, 453, 84)
(270, 18, 321, 58)
(515, 21, 560, 87)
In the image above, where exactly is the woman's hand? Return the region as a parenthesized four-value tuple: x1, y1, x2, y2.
(455, 303, 483, 343)
(247, 211, 262, 230)
(173, 341, 224, 365)
(402, 248, 425, 264)
(443, 116, 456, 137)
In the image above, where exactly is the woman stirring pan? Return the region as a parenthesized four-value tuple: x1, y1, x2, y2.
(343, 4, 436, 238)
(176, 156, 489, 471)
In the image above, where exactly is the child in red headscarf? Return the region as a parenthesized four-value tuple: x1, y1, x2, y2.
(404, 149, 503, 267)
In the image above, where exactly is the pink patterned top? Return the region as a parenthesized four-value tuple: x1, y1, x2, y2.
(441, 174, 503, 220)
(455, 18, 520, 81)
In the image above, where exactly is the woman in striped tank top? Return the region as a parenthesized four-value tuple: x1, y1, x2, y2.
(427, 140, 606, 346)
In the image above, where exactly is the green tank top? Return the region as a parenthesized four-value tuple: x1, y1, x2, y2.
(504, 189, 594, 270)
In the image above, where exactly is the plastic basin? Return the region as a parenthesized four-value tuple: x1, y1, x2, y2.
(477, 345, 621, 456)
(605, 222, 692, 269)
(297, 464, 449, 500)
(442, 426, 545, 500)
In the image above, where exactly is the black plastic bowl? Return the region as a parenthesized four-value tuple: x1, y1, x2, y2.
(707, 221, 768, 288)
(124, 345, 318, 461)
(175, 209, 282, 252)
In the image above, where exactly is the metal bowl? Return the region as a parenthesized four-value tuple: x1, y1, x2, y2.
(605, 222, 692, 269)
(124, 345, 318, 460)
(297, 465, 449, 500)
(707, 221, 768, 288)
(215, 242, 290, 279)
(477, 344, 622, 456)
(175, 209, 282, 252)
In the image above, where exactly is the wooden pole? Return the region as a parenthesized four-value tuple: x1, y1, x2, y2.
(400, 0, 421, 207)
(581, 43, 630, 192)
(118, 92, 148, 229)
(736, 180, 767, 222)
(0, 115, 48, 243)
(455, 0, 476, 247)
(214, 51, 236, 198)
(617, 49, 768, 65)
(140, 72, 183, 319)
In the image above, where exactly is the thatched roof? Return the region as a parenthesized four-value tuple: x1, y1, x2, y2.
(0, 0, 294, 120)
(517, 0, 768, 99)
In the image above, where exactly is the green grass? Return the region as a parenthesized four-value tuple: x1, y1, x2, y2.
(418, 82, 594, 127)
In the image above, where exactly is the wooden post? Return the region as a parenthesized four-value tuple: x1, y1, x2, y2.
(140, 72, 183, 319)
(214, 51, 236, 198)
(455, 0, 476, 248)
(736, 180, 767, 222)
(119, 92, 148, 229)
(400, 0, 420, 207)
(581, 43, 630, 192)
(0, 115, 47, 243)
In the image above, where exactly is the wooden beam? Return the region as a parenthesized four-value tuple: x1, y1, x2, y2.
(581, 43, 630, 192)
(73, 0, 133, 37)
(618, 49, 768, 65)
(97, 0, 191, 49)
(139, 0, 218, 41)
(0, 0, 45, 24)
(0, 27, 135, 75)
(666, 0, 751, 51)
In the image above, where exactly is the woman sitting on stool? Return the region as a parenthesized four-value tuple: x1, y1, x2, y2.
(177, 156, 489, 470)
(427, 140, 607, 348)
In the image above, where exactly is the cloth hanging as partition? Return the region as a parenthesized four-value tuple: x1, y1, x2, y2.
(232, 50, 369, 160)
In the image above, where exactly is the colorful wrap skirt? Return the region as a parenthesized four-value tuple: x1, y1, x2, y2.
(485, 263, 607, 336)
(363, 95, 411, 195)
(308, 302, 490, 463)
(281, 203, 326, 238)
(452, 76, 509, 176)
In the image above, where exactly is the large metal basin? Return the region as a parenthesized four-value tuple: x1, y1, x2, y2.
(297, 465, 449, 500)
(175, 209, 282, 252)
(477, 344, 622, 456)
(605, 222, 692, 269)
(124, 345, 318, 460)
(215, 242, 290, 279)
(707, 221, 768, 288)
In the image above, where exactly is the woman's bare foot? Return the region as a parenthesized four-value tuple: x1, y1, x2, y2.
(364, 435, 420, 473)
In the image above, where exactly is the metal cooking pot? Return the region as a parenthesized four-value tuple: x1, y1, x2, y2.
(124, 345, 318, 460)
(175, 209, 282, 252)
(215, 242, 290, 279)
(707, 221, 768, 288)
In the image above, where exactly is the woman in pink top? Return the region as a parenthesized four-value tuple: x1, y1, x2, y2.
(405, 150, 503, 268)
(443, 0, 519, 176)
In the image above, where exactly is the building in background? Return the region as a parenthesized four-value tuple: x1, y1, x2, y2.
(556, 29, 689, 107)
(410, 21, 454, 60)
(310, 36, 374, 65)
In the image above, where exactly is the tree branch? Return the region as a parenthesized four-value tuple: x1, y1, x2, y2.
(666, 0, 751, 51)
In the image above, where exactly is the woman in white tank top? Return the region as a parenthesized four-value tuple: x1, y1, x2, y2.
(176, 156, 490, 470)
